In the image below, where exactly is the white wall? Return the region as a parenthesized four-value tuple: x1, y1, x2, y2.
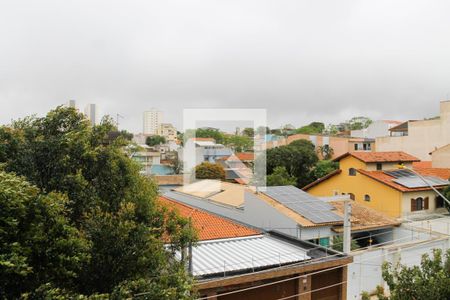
(376, 102, 450, 160)
(347, 225, 450, 299)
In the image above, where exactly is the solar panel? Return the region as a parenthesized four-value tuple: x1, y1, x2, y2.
(262, 186, 342, 224)
(393, 176, 449, 188)
(384, 169, 415, 178)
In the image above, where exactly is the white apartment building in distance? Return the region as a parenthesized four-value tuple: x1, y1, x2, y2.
(143, 109, 162, 135)
(84, 103, 98, 126)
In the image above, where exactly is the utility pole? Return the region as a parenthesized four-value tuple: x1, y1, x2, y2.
(343, 199, 352, 254)
(323, 195, 352, 254)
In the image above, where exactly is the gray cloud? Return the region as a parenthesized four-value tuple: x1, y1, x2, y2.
(1, 0, 450, 132)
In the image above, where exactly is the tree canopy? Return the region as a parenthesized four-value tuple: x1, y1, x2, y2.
(380, 249, 450, 300)
(185, 128, 225, 144)
(194, 162, 225, 180)
(146, 135, 166, 146)
(295, 122, 325, 135)
(266, 166, 297, 186)
(242, 127, 255, 137)
(311, 160, 339, 180)
(224, 135, 252, 152)
(0, 106, 196, 299)
(266, 139, 319, 187)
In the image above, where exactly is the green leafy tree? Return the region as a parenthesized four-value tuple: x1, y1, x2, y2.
(0, 171, 91, 299)
(185, 128, 225, 144)
(267, 166, 297, 186)
(0, 106, 196, 298)
(311, 160, 339, 180)
(317, 144, 334, 160)
(195, 162, 225, 180)
(296, 122, 325, 134)
(146, 135, 166, 146)
(381, 249, 450, 300)
(242, 127, 255, 137)
(224, 135, 252, 152)
(266, 140, 319, 187)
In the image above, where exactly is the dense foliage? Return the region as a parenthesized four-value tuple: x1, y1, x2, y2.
(224, 135, 252, 152)
(0, 107, 196, 299)
(266, 166, 297, 186)
(185, 128, 225, 144)
(311, 160, 339, 180)
(266, 140, 319, 187)
(295, 122, 325, 134)
(146, 135, 166, 146)
(194, 162, 226, 180)
(381, 249, 450, 300)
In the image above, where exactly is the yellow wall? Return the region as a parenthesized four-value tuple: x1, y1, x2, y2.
(307, 156, 403, 218)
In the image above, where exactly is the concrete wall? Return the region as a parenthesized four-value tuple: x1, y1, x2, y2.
(351, 121, 391, 139)
(154, 175, 184, 185)
(347, 225, 449, 299)
(376, 101, 450, 160)
(431, 144, 450, 168)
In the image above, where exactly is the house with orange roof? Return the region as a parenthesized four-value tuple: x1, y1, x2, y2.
(158, 196, 352, 300)
(163, 179, 400, 249)
(304, 151, 450, 218)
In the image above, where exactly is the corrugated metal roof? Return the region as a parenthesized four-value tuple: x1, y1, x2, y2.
(177, 235, 310, 277)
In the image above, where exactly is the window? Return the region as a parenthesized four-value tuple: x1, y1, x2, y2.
(376, 163, 382, 171)
(364, 194, 371, 202)
(411, 197, 429, 211)
(354, 144, 359, 151)
(436, 196, 445, 208)
(349, 168, 357, 176)
(348, 193, 355, 200)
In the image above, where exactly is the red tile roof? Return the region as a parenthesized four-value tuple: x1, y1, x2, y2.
(412, 161, 433, 169)
(334, 151, 420, 163)
(235, 152, 254, 161)
(357, 168, 449, 192)
(159, 196, 260, 241)
(302, 169, 342, 190)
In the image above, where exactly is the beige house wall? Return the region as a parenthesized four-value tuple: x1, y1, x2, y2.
(401, 190, 441, 217)
(376, 101, 450, 160)
(431, 144, 450, 168)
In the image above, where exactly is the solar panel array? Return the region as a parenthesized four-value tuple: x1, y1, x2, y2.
(384, 169, 415, 178)
(393, 176, 449, 188)
(384, 169, 449, 188)
(261, 186, 342, 224)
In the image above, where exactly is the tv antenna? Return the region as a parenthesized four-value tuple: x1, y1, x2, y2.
(116, 113, 124, 128)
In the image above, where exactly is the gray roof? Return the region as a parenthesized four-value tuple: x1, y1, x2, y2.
(261, 186, 343, 224)
(177, 235, 310, 277)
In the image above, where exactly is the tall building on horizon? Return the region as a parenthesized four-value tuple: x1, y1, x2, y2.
(66, 99, 76, 108)
(143, 109, 163, 135)
(84, 103, 98, 126)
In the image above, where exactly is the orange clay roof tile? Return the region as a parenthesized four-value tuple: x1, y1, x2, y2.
(158, 196, 260, 241)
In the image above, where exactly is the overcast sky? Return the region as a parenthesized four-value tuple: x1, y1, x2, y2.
(1, 0, 450, 133)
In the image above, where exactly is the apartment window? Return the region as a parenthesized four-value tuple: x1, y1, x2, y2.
(411, 197, 429, 211)
(349, 168, 357, 176)
(376, 163, 382, 171)
(364, 194, 371, 202)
